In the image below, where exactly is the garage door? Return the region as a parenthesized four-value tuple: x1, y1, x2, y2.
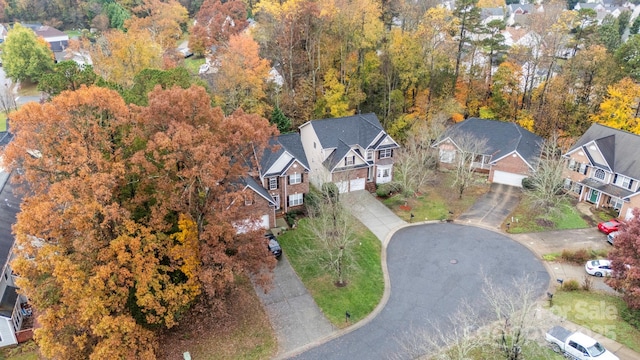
(235, 214, 270, 234)
(492, 170, 526, 187)
(349, 178, 365, 191)
(335, 181, 348, 193)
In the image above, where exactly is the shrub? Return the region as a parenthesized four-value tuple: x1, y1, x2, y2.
(562, 279, 580, 291)
(321, 182, 339, 203)
(560, 249, 591, 264)
(521, 177, 536, 190)
(285, 210, 303, 227)
(621, 307, 640, 330)
(376, 182, 403, 198)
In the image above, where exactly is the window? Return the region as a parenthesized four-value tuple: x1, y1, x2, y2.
(272, 194, 280, 210)
(378, 168, 390, 178)
(572, 182, 583, 194)
(289, 193, 303, 206)
(289, 173, 302, 185)
(563, 178, 572, 190)
(244, 195, 253, 206)
(439, 149, 456, 163)
(379, 149, 393, 159)
(610, 197, 624, 210)
(568, 159, 576, 170)
(594, 168, 605, 180)
(578, 163, 588, 175)
(345, 156, 355, 166)
(366, 149, 373, 161)
(614, 174, 634, 190)
(313, 142, 316, 149)
(269, 177, 278, 190)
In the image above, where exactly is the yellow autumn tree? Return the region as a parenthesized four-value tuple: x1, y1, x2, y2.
(591, 77, 640, 133)
(321, 68, 354, 117)
(90, 30, 163, 87)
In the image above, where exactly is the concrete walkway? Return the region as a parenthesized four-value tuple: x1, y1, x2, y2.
(255, 255, 335, 356)
(340, 191, 407, 242)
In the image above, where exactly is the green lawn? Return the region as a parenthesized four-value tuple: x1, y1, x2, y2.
(383, 171, 490, 222)
(550, 290, 640, 352)
(507, 199, 588, 233)
(0, 112, 7, 132)
(64, 29, 82, 38)
(0, 341, 38, 360)
(277, 218, 384, 328)
(183, 57, 206, 76)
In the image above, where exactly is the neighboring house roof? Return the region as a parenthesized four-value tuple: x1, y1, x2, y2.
(259, 133, 310, 177)
(241, 177, 277, 206)
(481, 7, 505, 19)
(436, 118, 543, 169)
(508, 4, 534, 14)
(32, 25, 68, 40)
(306, 113, 388, 150)
(0, 173, 19, 278)
(566, 123, 640, 181)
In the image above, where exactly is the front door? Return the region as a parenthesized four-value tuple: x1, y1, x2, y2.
(589, 189, 599, 203)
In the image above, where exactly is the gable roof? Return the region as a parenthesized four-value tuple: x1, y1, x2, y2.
(241, 177, 276, 206)
(259, 133, 310, 177)
(322, 139, 367, 171)
(307, 113, 389, 150)
(438, 118, 543, 168)
(566, 123, 640, 180)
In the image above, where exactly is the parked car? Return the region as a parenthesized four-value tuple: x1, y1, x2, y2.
(607, 231, 619, 245)
(265, 233, 282, 259)
(598, 219, 621, 234)
(546, 326, 619, 360)
(585, 259, 612, 277)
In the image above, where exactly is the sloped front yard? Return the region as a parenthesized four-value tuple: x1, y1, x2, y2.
(505, 198, 591, 233)
(382, 171, 490, 222)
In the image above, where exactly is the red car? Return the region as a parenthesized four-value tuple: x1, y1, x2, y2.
(598, 219, 622, 234)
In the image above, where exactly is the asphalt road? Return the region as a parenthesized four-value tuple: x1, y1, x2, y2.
(292, 223, 548, 360)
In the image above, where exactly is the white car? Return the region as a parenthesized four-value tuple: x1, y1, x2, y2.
(585, 260, 612, 277)
(607, 231, 618, 245)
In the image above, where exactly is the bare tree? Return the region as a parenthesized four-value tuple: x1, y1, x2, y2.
(0, 82, 17, 117)
(482, 274, 544, 360)
(451, 132, 489, 199)
(396, 274, 545, 360)
(524, 135, 566, 212)
(304, 187, 358, 286)
(394, 130, 438, 197)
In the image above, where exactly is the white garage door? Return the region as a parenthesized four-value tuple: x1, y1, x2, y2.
(492, 170, 526, 187)
(235, 215, 270, 234)
(349, 178, 366, 191)
(335, 181, 349, 193)
(260, 214, 270, 229)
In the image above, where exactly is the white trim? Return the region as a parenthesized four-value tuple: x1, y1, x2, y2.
(490, 150, 535, 171)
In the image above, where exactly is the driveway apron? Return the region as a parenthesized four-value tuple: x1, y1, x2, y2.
(341, 190, 407, 242)
(458, 183, 521, 228)
(255, 255, 335, 355)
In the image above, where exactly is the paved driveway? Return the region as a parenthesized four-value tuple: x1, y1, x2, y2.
(255, 255, 335, 355)
(291, 223, 548, 359)
(341, 191, 407, 242)
(457, 183, 521, 228)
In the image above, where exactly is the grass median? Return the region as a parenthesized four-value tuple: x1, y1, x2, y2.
(278, 218, 383, 328)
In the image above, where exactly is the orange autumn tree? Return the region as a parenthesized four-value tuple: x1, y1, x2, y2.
(3, 85, 277, 358)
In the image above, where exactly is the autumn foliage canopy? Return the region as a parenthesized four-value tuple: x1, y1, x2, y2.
(3, 85, 277, 359)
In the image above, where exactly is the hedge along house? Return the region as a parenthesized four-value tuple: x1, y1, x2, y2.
(299, 113, 399, 193)
(433, 118, 543, 187)
(562, 123, 640, 221)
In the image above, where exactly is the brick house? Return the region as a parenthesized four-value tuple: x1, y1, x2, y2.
(299, 113, 399, 193)
(257, 133, 310, 217)
(433, 118, 543, 187)
(562, 124, 640, 221)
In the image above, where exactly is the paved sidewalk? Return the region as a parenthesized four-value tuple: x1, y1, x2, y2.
(255, 255, 335, 356)
(340, 190, 406, 242)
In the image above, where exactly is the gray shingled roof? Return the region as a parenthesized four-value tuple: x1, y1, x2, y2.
(259, 133, 309, 177)
(567, 123, 640, 180)
(440, 118, 543, 168)
(310, 113, 385, 150)
(323, 139, 354, 170)
(0, 173, 19, 276)
(241, 177, 276, 206)
(481, 7, 504, 18)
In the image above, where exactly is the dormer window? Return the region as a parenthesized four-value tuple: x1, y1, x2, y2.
(345, 156, 355, 166)
(366, 150, 373, 161)
(244, 194, 253, 206)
